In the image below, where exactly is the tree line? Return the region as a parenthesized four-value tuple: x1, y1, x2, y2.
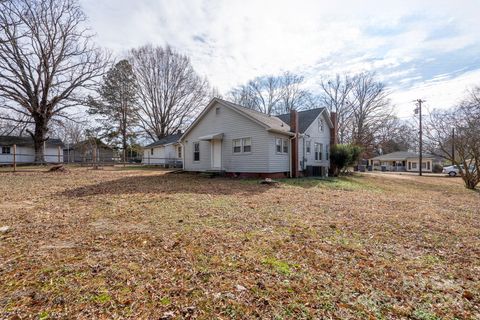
(0, 0, 478, 189)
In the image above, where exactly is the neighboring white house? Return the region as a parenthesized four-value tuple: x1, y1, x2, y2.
(0, 136, 64, 164)
(142, 132, 183, 167)
(368, 151, 440, 172)
(179, 98, 336, 178)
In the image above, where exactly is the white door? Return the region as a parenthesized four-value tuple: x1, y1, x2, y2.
(211, 140, 222, 169)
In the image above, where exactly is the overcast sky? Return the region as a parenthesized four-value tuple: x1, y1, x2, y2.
(80, 0, 480, 118)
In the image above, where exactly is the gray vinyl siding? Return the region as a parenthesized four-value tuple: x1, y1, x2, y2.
(301, 111, 331, 169)
(182, 101, 290, 173)
(268, 133, 290, 172)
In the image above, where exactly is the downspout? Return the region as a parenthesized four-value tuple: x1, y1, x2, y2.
(288, 135, 296, 178)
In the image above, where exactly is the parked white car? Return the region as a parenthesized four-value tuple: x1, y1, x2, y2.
(442, 165, 476, 176)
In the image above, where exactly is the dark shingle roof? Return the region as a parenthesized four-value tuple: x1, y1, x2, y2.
(144, 132, 182, 148)
(0, 135, 64, 147)
(277, 108, 325, 133)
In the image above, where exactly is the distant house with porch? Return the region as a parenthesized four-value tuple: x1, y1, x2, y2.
(368, 151, 439, 172)
(0, 135, 64, 164)
(142, 132, 183, 167)
(179, 98, 336, 178)
(63, 138, 114, 163)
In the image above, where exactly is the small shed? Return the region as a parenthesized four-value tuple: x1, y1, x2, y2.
(63, 138, 114, 163)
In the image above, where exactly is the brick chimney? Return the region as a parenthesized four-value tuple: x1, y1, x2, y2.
(330, 112, 338, 146)
(290, 109, 299, 178)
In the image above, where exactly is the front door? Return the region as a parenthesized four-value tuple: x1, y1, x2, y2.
(211, 140, 222, 169)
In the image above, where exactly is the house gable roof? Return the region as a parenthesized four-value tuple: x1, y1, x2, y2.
(218, 99, 292, 134)
(0, 135, 64, 148)
(277, 108, 331, 134)
(144, 132, 182, 148)
(180, 98, 293, 141)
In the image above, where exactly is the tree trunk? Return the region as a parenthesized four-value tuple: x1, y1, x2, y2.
(465, 179, 477, 190)
(32, 117, 48, 164)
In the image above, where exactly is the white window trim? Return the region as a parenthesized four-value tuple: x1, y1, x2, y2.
(275, 137, 289, 154)
(193, 142, 200, 162)
(233, 137, 252, 154)
(314, 142, 323, 161)
(177, 145, 182, 158)
(318, 118, 324, 132)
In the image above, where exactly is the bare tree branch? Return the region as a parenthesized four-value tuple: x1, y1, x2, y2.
(0, 0, 109, 162)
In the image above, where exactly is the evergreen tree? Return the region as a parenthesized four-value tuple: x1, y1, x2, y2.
(89, 60, 138, 162)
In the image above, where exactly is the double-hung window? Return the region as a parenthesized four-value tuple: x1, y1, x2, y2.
(276, 138, 288, 154)
(306, 141, 311, 154)
(233, 138, 252, 153)
(242, 138, 251, 153)
(318, 118, 324, 132)
(2, 146, 11, 154)
(325, 144, 329, 160)
(314, 143, 323, 161)
(177, 146, 182, 158)
(233, 139, 242, 153)
(150, 148, 154, 155)
(193, 142, 200, 161)
(276, 138, 282, 153)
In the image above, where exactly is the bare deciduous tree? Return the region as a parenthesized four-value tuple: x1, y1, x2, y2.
(0, 0, 109, 162)
(50, 118, 86, 145)
(348, 72, 392, 154)
(426, 87, 480, 189)
(320, 74, 353, 144)
(279, 72, 310, 113)
(129, 45, 210, 141)
(373, 117, 416, 154)
(0, 113, 31, 136)
(230, 75, 284, 115)
(229, 72, 310, 115)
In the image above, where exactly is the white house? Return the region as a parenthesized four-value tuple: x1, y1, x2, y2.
(179, 98, 336, 178)
(0, 136, 64, 164)
(368, 151, 439, 172)
(142, 132, 183, 167)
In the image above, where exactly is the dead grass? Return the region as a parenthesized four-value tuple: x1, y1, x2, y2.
(0, 168, 479, 319)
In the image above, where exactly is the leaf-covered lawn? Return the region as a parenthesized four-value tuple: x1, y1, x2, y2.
(0, 168, 479, 319)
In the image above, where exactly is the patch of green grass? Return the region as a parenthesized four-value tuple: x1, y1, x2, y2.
(279, 176, 382, 192)
(91, 291, 112, 304)
(412, 308, 441, 320)
(422, 254, 443, 266)
(316, 291, 335, 311)
(159, 296, 171, 305)
(39, 311, 49, 320)
(262, 257, 294, 275)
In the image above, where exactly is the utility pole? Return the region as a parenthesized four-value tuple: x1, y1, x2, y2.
(451, 128, 455, 165)
(414, 99, 426, 176)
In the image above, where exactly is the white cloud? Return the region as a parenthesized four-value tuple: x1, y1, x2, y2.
(80, 0, 480, 116)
